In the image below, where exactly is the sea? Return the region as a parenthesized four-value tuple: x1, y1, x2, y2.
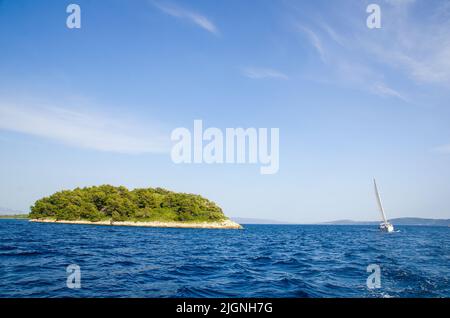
(0, 219, 448, 298)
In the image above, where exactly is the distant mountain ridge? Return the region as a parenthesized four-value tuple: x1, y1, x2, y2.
(232, 217, 449, 226)
(2, 211, 448, 227)
(230, 217, 292, 224)
(324, 217, 450, 226)
(0, 207, 27, 215)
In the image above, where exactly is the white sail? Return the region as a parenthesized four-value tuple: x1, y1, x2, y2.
(373, 178, 388, 224)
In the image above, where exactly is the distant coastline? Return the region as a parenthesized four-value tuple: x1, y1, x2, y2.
(0, 214, 28, 219)
(323, 217, 450, 227)
(230, 217, 292, 225)
(29, 218, 243, 229)
(233, 217, 450, 226)
(1, 215, 449, 227)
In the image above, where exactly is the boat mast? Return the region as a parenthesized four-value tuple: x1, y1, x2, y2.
(374, 178, 388, 224)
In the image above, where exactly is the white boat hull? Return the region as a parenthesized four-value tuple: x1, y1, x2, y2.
(379, 222, 394, 232)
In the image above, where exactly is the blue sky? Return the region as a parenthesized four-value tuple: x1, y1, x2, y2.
(0, 0, 449, 222)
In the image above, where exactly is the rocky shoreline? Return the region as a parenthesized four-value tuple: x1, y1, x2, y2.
(29, 218, 243, 229)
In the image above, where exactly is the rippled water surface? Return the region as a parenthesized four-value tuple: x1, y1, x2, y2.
(0, 220, 449, 297)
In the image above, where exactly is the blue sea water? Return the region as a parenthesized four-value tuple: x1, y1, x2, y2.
(0, 220, 448, 298)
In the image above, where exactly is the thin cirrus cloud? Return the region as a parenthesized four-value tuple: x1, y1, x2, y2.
(297, 26, 327, 63)
(361, 0, 450, 87)
(151, 1, 218, 35)
(242, 67, 289, 80)
(296, 24, 408, 102)
(433, 144, 450, 154)
(370, 82, 409, 102)
(292, 0, 450, 99)
(0, 102, 170, 154)
(288, 0, 450, 154)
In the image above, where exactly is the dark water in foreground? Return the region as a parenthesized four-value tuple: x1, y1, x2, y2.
(0, 220, 449, 298)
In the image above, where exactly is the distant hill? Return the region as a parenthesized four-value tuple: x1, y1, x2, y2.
(0, 214, 28, 219)
(231, 217, 450, 226)
(324, 218, 450, 227)
(0, 207, 28, 215)
(230, 217, 292, 224)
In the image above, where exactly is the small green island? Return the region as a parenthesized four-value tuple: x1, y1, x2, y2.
(29, 185, 242, 229)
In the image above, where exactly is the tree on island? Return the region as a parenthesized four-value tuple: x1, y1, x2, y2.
(29, 185, 227, 223)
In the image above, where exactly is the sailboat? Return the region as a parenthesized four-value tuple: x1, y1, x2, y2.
(373, 178, 394, 233)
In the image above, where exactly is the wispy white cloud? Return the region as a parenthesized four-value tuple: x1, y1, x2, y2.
(362, 0, 450, 86)
(289, 0, 450, 101)
(152, 1, 218, 35)
(0, 102, 170, 154)
(370, 82, 408, 102)
(296, 23, 406, 101)
(297, 26, 327, 62)
(242, 67, 289, 80)
(433, 144, 450, 154)
(318, 22, 345, 47)
(287, 0, 450, 154)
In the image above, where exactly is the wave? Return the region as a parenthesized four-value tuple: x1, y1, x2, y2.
(1, 220, 449, 298)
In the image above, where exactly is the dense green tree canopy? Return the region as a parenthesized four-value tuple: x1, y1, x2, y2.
(29, 185, 227, 222)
